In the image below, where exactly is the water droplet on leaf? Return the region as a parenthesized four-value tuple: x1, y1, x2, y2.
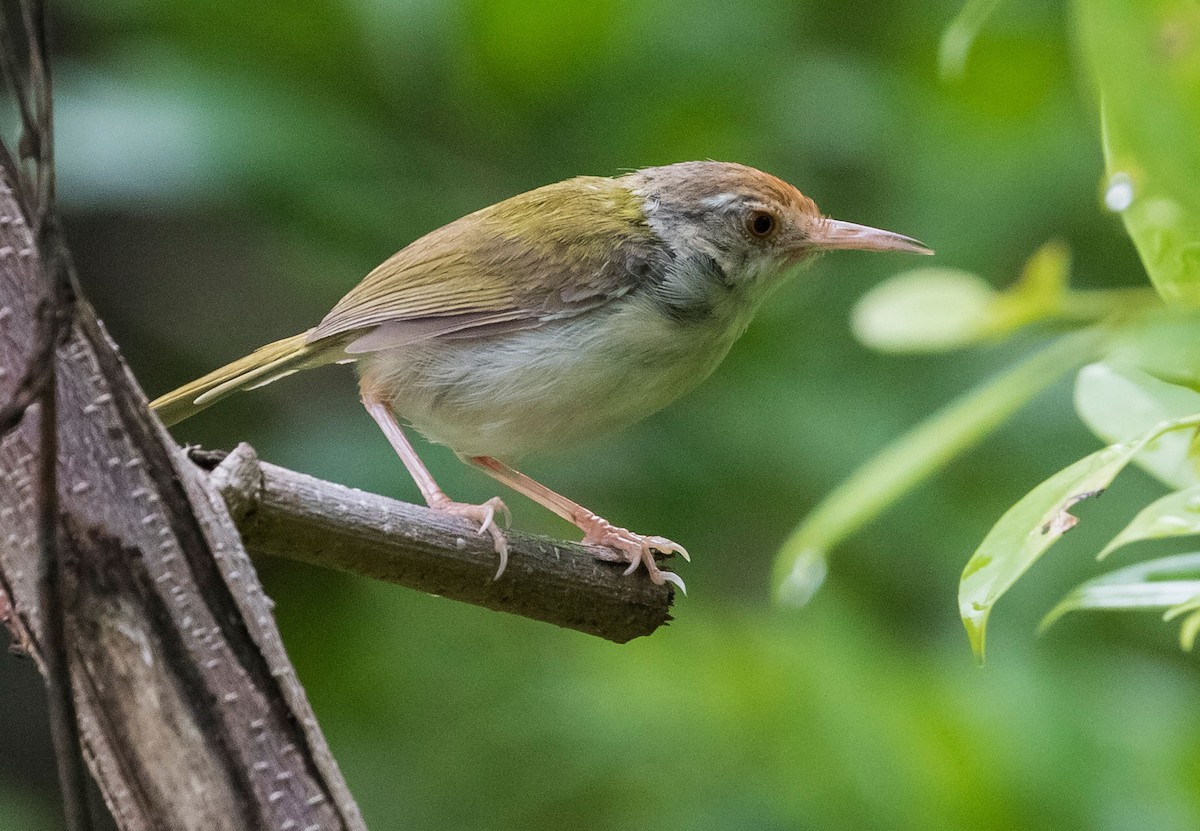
(1105, 172, 1135, 212)
(777, 548, 827, 607)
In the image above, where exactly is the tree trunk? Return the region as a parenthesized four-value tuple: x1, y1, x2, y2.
(0, 174, 367, 829)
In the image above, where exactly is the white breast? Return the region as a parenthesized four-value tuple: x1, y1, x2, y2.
(358, 295, 752, 460)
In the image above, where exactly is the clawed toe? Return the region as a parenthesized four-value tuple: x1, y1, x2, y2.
(474, 496, 512, 536)
(579, 517, 687, 592)
(656, 569, 687, 594)
(434, 497, 511, 580)
(646, 535, 689, 562)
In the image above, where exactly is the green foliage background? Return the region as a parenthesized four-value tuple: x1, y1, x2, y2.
(4, 1, 1200, 829)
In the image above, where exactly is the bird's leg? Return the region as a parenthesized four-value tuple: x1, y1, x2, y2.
(362, 397, 511, 578)
(466, 455, 687, 592)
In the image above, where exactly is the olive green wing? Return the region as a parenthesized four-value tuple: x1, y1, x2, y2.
(307, 176, 667, 352)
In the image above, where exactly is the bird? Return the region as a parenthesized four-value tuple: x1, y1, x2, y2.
(152, 161, 931, 592)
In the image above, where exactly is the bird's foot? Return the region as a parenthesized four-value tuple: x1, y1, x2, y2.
(578, 514, 689, 593)
(432, 496, 512, 579)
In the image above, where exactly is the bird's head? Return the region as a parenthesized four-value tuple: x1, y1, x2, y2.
(624, 161, 931, 298)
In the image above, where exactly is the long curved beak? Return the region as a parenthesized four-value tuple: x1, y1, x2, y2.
(811, 219, 933, 255)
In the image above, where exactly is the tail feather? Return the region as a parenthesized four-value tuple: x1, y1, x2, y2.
(151, 330, 345, 426)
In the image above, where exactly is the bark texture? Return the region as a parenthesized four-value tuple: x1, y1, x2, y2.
(194, 445, 674, 644)
(0, 177, 367, 830)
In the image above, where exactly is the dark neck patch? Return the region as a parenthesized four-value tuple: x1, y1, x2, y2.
(648, 253, 729, 325)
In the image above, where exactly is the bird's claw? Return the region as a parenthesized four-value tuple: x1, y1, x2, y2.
(657, 570, 687, 595)
(580, 517, 687, 593)
(474, 496, 512, 535)
(434, 497, 511, 580)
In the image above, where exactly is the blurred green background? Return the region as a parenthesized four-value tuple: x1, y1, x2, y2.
(6, 0, 1200, 829)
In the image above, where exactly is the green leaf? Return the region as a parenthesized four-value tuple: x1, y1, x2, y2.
(851, 268, 999, 353)
(1041, 552, 1200, 631)
(1100, 484, 1200, 558)
(1009, 238, 1071, 309)
(1107, 311, 1200, 391)
(938, 0, 1003, 79)
(1164, 595, 1200, 648)
(958, 412, 1200, 662)
(1074, 361, 1200, 488)
(961, 445, 1142, 661)
(1043, 552, 1200, 650)
(1076, 0, 1200, 305)
(774, 330, 1105, 605)
(852, 242, 1076, 354)
(1178, 608, 1200, 649)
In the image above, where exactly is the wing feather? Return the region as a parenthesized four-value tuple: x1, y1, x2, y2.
(307, 176, 667, 349)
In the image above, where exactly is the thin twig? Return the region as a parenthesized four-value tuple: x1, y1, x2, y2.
(0, 1, 92, 827)
(22, 0, 53, 225)
(0, 12, 35, 213)
(35, 299, 91, 831)
(0, 10, 36, 156)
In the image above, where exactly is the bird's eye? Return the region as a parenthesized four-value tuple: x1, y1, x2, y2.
(747, 210, 776, 238)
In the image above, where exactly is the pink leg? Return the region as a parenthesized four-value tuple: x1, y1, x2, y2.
(363, 397, 511, 579)
(467, 456, 687, 592)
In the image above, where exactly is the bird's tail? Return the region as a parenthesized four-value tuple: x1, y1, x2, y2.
(151, 330, 345, 426)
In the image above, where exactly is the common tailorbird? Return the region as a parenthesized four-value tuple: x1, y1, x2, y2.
(153, 161, 931, 591)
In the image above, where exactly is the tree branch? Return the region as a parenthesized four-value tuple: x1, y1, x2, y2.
(189, 445, 675, 644)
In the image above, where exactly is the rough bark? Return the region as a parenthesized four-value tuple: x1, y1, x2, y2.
(0, 176, 367, 829)
(193, 445, 674, 644)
